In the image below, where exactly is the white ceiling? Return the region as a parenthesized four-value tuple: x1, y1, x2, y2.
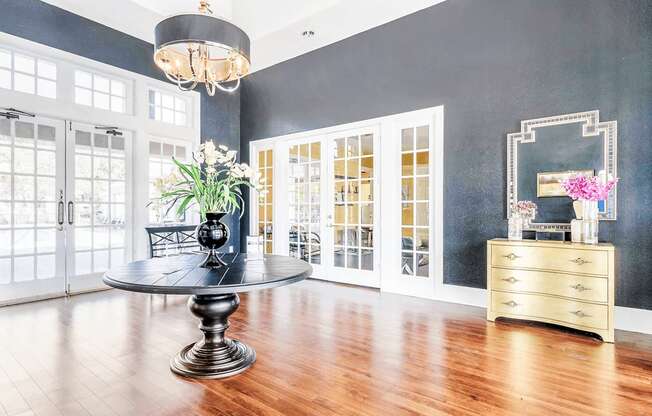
(41, 0, 447, 71)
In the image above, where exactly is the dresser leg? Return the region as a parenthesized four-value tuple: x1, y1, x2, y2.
(170, 293, 256, 379)
(596, 329, 615, 343)
(486, 311, 496, 322)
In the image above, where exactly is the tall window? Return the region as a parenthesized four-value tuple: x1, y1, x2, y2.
(74, 70, 126, 113)
(401, 125, 430, 277)
(148, 89, 188, 126)
(0, 48, 57, 99)
(288, 142, 321, 264)
(148, 139, 189, 224)
(257, 149, 273, 254)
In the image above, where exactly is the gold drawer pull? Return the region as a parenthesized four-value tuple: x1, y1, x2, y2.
(570, 283, 591, 292)
(501, 277, 520, 284)
(570, 257, 591, 266)
(502, 300, 519, 308)
(502, 253, 521, 261)
(570, 310, 591, 318)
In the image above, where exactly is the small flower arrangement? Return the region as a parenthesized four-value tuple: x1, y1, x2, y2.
(512, 200, 537, 219)
(155, 141, 263, 220)
(560, 175, 618, 201)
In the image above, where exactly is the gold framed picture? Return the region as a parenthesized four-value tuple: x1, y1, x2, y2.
(537, 170, 594, 197)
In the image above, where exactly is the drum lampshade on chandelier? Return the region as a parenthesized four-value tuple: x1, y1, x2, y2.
(154, 1, 250, 95)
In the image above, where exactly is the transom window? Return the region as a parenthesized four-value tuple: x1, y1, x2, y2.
(148, 89, 188, 126)
(74, 70, 127, 113)
(148, 139, 189, 224)
(0, 48, 57, 99)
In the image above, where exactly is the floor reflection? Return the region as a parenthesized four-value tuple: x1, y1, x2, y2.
(0, 281, 649, 415)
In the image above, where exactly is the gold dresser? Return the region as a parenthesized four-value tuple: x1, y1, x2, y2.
(487, 239, 615, 342)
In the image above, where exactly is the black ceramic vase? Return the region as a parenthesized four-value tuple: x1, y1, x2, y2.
(195, 212, 230, 268)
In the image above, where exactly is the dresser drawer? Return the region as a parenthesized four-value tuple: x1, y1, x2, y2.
(491, 244, 608, 276)
(491, 291, 608, 330)
(491, 268, 608, 303)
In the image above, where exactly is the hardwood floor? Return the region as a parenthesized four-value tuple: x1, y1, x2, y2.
(0, 280, 651, 416)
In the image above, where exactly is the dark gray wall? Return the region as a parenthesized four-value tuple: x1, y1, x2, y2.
(0, 0, 242, 249)
(241, 0, 652, 309)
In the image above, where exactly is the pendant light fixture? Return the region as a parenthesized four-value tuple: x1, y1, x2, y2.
(154, 1, 250, 95)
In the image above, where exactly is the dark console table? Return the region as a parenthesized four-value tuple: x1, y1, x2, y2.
(103, 254, 312, 379)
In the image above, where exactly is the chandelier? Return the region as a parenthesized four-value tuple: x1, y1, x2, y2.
(154, 1, 250, 95)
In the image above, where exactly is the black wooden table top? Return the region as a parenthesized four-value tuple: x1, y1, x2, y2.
(103, 254, 313, 295)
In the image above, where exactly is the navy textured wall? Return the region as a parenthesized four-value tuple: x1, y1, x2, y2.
(241, 0, 652, 309)
(0, 0, 241, 249)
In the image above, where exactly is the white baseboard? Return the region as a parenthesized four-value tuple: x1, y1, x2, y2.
(613, 306, 652, 335)
(431, 285, 652, 336)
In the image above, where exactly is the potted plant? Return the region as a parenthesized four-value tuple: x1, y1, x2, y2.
(155, 141, 263, 267)
(508, 200, 537, 240)
(560, 174, 618, 244)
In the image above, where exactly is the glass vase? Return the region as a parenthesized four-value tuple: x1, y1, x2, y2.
(581, 200, 599, 244)
(508, 215, 523, 240)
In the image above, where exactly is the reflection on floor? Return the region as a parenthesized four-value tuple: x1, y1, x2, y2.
(0, 280, 651, 415)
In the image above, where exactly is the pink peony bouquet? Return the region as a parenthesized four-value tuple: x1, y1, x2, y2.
(560, 175, 618, 201)
(512, 200, 537, 218)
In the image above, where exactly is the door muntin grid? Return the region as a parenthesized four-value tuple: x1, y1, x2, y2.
(401, 125, 430, 277)
(71, 127, 127, 276)
(289, 141, 321, 265)
(0, 118, 63, 284)
(257, 149, 273, 254)
(332, 133, 374, 271)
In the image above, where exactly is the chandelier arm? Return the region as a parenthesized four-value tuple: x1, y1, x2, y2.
(164, 71, 195, 85)
(178, 78, 199, 92)
(188, 48, 198, 79)
(205, 80, 216, 96)
(214, 78, 240, 93)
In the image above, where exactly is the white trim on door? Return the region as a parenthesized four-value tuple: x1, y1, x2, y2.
(248, 106, 444, 295)
(0, 32, 201, 304)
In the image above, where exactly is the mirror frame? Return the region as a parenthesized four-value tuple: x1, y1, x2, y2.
(507, 110, 617, 231)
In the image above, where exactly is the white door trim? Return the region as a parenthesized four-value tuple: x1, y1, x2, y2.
(248, 105, 445, 293)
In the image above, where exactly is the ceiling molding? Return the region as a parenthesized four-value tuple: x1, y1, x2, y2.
(40, 0, 448, 72)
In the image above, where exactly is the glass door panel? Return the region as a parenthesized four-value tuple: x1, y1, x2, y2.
(326, 129, 379, 287)
(401, 125, 430, 277)
(288, 140, 321, 265)
(256, 149, 273, 254)
(0, 116, 66, 304)
(66, 122, 131, 292)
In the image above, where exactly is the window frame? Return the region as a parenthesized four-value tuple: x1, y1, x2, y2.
(0, 47, 58, 99)
(147, 87, 191, 127)
(147, 136, 194, 225)
(73, 68, 130, 114)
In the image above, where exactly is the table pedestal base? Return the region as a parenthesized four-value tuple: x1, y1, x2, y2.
(170, 294, 256, 379)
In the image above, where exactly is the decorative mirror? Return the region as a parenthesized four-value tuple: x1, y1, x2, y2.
(507, 110, 617, 231)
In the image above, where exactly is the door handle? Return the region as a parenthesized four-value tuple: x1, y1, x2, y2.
(67, 201, 74, 225)
(57, 200, 64, 230)
(57, 190, 64, 231)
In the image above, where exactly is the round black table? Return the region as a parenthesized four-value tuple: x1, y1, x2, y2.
(103, 254, 312, 379)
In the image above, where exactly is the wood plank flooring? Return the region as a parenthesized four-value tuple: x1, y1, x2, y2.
(0, 279, 651, 415)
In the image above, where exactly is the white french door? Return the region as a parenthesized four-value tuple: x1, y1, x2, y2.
(66, 121, 132, 292)
(251, 106, 443, 297)
(258, 126, 381, 288)
(0, 116, 67, 304)
(0, 116, 132, 304)
(323, 127, 380, 287)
